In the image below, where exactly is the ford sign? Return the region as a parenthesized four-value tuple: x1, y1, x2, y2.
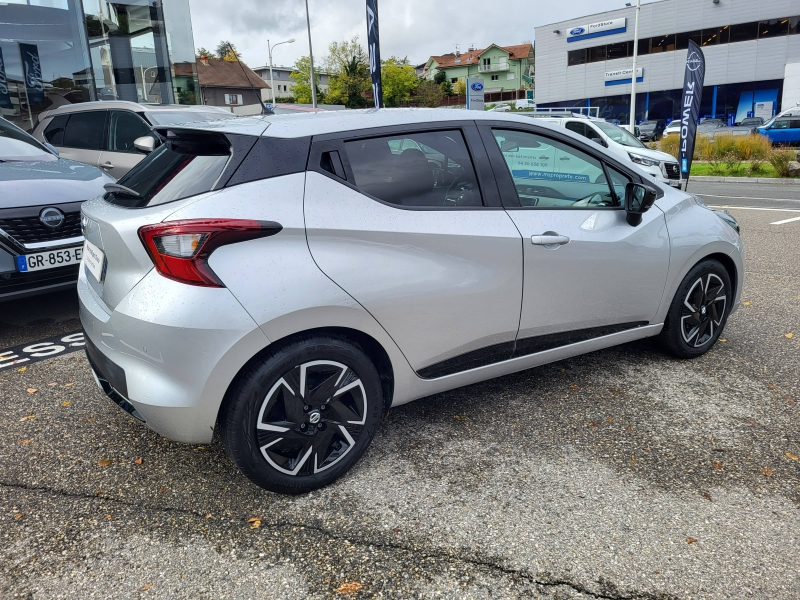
(570, 27, 585, 36)
(470, 82, 483, 92)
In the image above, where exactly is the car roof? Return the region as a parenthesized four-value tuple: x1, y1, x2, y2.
(41, 101, 231, 118)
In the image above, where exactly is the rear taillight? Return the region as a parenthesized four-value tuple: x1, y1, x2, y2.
(138, 219, 282, 287)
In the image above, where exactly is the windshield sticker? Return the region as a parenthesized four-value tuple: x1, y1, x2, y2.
(511, 170, 590, 182)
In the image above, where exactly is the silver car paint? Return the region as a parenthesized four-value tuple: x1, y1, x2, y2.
(77, 109, 744, 445)
(506, 206, 670, 339)
(98, 148, 145, 180)
(304, 171, 523, 371)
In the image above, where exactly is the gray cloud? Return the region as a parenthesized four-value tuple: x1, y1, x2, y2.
(189, 0, 643, 68)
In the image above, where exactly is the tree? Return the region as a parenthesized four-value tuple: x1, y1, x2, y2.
(416, 80, 444, 108)
(196, 47, 217, 59)
(433, 70, 447, 85)
(325, 37, 370, 108)
(215, 41, 240, 61)
(380, 57, 418, 107)
(453, 78, 467, 96)
(440, 80, 453, 96)
(290, 56, 323, 104)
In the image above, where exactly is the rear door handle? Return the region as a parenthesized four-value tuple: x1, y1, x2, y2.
(531, 234, 570, 246)
(100, 161, 114, 169)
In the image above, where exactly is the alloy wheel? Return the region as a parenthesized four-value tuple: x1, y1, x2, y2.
(255, 360, 368, 476)
(680, 273, 727, 348)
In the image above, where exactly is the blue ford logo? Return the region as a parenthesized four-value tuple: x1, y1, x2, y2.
(470, 82, 483, 91)
(40, 207, 65, 229)
(570, 27, 585, 35)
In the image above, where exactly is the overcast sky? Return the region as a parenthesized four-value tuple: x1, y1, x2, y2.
(188, 0, 640, 69)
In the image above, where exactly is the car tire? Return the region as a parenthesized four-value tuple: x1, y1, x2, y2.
(658, 259, 732, 359)
(220, 336, 385, 494)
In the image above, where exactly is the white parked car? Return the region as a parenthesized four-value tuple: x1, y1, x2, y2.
(662, 120, 682, 138)
(525, 116, 682, 189)
(490, 103, 511, 112)
(515, 99, 536, 110)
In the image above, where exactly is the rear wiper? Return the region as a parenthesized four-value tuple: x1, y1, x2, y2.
(104, 183, 140, 197)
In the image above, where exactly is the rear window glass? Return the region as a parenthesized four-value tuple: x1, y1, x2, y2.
(103, 133, 230, 208)
(43, 114, 69, 146)
(62, 111, 107, 150)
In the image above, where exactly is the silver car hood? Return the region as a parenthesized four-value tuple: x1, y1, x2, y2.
(0, 158, 111, 209)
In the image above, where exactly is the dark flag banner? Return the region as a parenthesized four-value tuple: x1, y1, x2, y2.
(679, 40, 705, 182)
(366, 0, 383, 108)
(0, 48, 12, 109)
(19, 43, 45, 105)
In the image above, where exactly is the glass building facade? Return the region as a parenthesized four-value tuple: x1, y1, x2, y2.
(0, 0, 199, 131)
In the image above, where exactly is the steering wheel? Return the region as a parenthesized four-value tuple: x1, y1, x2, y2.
(571, 192, 610, 207)
(444, 173, 476, 206)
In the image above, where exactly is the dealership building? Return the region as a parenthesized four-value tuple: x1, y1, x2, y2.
(534, 0, 800, 124)
(0, 0, 199, 131)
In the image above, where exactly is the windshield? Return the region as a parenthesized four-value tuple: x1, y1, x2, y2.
(0, 118, 55, 162)
(145, 110, 238, 126)
(594, 121, 646, 148)
(639, 121, 658, 129)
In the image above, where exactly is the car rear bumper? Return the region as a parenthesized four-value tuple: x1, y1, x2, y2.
(78, 267, 271, 443)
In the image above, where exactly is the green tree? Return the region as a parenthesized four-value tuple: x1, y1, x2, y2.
(215, 41, 240, 61)
(381, 57, 417, 107)
(416, 80, 444, 108)
(290, 56, 323, 104)
(433, 70, 447, 85)
(440, 80, 453, 96)
(196, 47, 217, 59)
(453, 78, 467, 96)
(325, 37, 370, 108)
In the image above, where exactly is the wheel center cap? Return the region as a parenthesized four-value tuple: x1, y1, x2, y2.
(308, 411, 321, 424)
(700, 306, 707, 315)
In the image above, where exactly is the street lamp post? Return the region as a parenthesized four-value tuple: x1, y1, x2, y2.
(628, 0, 641, 132)
(305, 0, 317, 108)
(267, 38, 295, 105)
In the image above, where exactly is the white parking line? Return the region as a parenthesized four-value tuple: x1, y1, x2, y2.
(697, 193, 800, 203)
(769, 215, 800, 225)
(707, 205, 800, 212)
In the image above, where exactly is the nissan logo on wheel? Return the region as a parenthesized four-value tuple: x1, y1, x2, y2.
(570, 27, 586, 35)
(470, 82, 483, 92)
(39, 207, 65, 229)
(686, 52, 703, 72)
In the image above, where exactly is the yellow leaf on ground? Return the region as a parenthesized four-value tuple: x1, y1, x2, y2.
(47, 382, 57, 386)
(761, 466, 774, 477)
(785, 452, 799, 462)
(249, 518, 262, 529)
(743, 301, 751, 306)
(97, 459, 112, 467)
(26, 388, 37, 394)
(140, 582, 153, 591)
(719, 338, 727, 342)
(135, 457, 143, 465)
(105, 514, 113, 520)
(336, 582, 364, 594)
(785, 333, 794, 339)
(17, 367, 26, 373)
(61, 401, 71, 407)
(63, 382, 74, 387)
(569, 385, 579, 390)
(20, 439, 32, 445)
(19, 414, 35, 422)
(15, 513, 23, 520)
(205, 514, 212, 519)
(686, 537, 698, 544)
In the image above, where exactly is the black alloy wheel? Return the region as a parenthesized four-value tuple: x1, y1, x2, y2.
(659, 259, 732, 358)
(221, 337, 384, 494)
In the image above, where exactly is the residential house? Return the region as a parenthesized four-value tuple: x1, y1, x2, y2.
(252, 65, 330, 101)
(194, 55, 269, 115)
(423, 43, 534, 101)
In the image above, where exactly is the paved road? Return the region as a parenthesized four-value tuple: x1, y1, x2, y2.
(1, 192, 798, 599)
(688, 180, 800, 210)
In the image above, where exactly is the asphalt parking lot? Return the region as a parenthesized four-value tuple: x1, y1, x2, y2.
(1, 182, 798, 599)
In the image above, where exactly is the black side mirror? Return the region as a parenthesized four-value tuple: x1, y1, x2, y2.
(591, 137, 606, 147)
(624, 182, 657, 226)
(500, 140, 519, 152)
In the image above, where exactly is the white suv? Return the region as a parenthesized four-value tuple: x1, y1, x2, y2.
(528, 116, 682, 189)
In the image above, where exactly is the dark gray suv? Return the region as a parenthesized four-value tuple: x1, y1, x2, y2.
(0, 117, 111, 301)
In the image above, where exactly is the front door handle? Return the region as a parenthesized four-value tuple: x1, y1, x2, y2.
(100, 161, 114, 169)
(531, 234, 570, 246)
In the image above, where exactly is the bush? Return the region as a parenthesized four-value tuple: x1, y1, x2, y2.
(711, 134, 737, 160)
(735, 134, 771, 161)
(723, 152, 744, 175)
(694, 136, 713, 161)
(658, 135, 680, 159)
(748, 157, 766, 175)
(769, 149, 798, 177)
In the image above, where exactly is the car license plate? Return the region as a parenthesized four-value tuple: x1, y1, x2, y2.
(669, 180, 682, 188)
(16, 247, 83, 273)
(82, 239, 106, 283)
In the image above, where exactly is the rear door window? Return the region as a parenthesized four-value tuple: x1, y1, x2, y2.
(104, 132, 231, 208)
(62, 111, 108, 150)
(344, 129, 482, 208)
(43, 114, 69, 146)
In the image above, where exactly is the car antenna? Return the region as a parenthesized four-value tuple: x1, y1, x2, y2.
(226, 43, 274, 116)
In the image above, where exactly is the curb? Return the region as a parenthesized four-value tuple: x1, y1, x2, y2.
(689, 176, 800, 185)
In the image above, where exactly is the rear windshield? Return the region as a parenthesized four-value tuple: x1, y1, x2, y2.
(145, 110, 238, 126)
(103, 132, 230, 208)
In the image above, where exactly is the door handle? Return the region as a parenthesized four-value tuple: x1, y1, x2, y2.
(531, 234, 570, 246)
(100, 161, 114, 169)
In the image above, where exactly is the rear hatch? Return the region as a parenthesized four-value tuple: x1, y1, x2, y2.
(80, 128, 259, 310)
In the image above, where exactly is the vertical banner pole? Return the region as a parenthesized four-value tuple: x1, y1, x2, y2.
(366, 0, 383, 108)
(679, 40, 706, 189)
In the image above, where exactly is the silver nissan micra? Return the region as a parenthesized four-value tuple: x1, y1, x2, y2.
(78, 109, 743, 494)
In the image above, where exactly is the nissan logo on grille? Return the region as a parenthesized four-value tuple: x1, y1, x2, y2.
(39, 207, 65, 229)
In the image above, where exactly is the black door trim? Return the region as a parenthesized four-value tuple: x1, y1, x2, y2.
(417, 321, 649, 379)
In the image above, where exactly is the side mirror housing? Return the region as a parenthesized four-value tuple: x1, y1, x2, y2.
(134, 135, 156, 154)
(500, 140, 519, 152)
(591, 137, 606, 147)
(624, 182, 658, 226)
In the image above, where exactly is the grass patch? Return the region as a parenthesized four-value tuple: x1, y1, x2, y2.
(690, 162, 779, 177)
